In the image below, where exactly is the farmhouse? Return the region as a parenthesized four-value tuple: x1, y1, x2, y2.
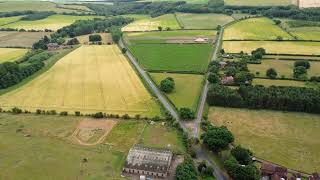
(261, 163, 288, 180)
(123, 145, 173, 178)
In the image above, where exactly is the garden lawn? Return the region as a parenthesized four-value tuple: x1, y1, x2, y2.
(223, 41, 320, 55)
(176, 13, 234, 29)
(223, 17, 293, 40)
(248, 60, 320, 78)
(2, 15, 101, 31)
(224, 0, 292, 6)
(122, 14, 180, 32)
(208, 107, 320, 173)
(141, 123, 186, 154)
(0, 114, 125, 180)
(0, 48, 28, 63)
(129, 44, 212, 73)
(252, 79, 306, 87)
(150, 73, 204, 111)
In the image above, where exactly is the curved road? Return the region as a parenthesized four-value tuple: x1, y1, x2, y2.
(119, 28, 227, 180)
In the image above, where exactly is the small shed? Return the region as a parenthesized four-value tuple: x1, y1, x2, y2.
(194, 37, 208, 43)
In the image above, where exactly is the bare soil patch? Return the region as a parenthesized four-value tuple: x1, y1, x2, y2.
(72, 119, 117, 146)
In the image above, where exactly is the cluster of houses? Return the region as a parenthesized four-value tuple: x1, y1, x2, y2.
(261, 162, 320, 180)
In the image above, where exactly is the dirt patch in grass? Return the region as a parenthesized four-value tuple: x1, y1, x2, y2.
(72, 119, 117, 146)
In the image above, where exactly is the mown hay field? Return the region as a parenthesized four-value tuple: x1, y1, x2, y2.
(0, 31, 52, 48)
(150, 73, 204, 111)
(0, 48, 28, 63)
(248, 60, 320, 78)
(223, 17, 293, 40)
(0, 1, 79, 13)
(129, 44, 212, 73)
(223, 41, 320, 55)
(2, 15, 101, 31)
(0, 113, 184, 179)
(175, 13, 234, 29)
(252, 78, 306, 87)
(0, 16, 23, 26)
(208, 107, 320, 173)
(72, 33, 112, 44)
(224, 0, 292, 6)
(122, 14, 180, 32)
(0, 45, 160, 117)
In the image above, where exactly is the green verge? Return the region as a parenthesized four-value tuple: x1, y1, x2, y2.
(0, 46, 79, 96)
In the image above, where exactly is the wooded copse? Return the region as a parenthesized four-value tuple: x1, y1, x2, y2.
(207, 84, 320, 114)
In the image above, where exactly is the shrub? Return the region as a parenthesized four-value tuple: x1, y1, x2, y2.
(121, 47, 127, 53)
(75, 111, 81, 116)
(231, 145, 252, 165)
(175, 156, 197, 180)
(89, 34, 102, 42)
(122, 114, 130, 119)
(36, 109, 42, 114)
(202, 126, 234, 152)
(12, 107, 22, 114)
(60, 111, 68, 116)
(93, 112, 104, 118)
(293, 66, 307, 79)
(67, 38, 79, 45)
(294, 60, 310, 69)
(160, 77, 175, 93)
(179, 108, 195, 120)
(266, 68, 277, 79)
(208, 73, 220, 84)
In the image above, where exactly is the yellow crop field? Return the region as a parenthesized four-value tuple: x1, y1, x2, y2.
(0, 45, 160, 117)
(0, 48, 28, 63)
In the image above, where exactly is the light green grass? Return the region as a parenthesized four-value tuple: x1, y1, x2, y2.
(0, 16, 23, 26)
(141, 123, 186, 154)
(118, 14, 151, 20)
(252, 78, 306, 87)
(224, 17, 293, 40)
(0, 48, 28, 63)
(138, 0, 209, 4)
(0, 1, 79, 13)
(129, 44, 212, 73)
(223, 41, 320, 55)
(122, 14, 180, 32)
(3, 15, 101, 31)
(176, 13, 234, 29)
(209, 107, 320, 173)
(248, 60, 320, 78)
(224, 0, 293, 6)
(150, 73, 204, 111)
(0, 114, 125, 180)
(290, 27, 320, 40)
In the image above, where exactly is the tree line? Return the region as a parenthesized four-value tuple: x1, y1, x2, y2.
(207, 84, 320, 114)
(0, 51, 52, 89)
(20, 11, 56, 21)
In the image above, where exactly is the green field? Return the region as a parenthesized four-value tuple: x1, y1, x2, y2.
(0, 1, 79, 13)
(150, 73, 204, 111)
(176, 13, 234, 29)
(0, 113, 184, 179)
(124, 30, 216, 44)
(208, 107, 320, 173)
(2, 15, 101, 31)
(264, 55, 320, 61)
(122, 14, 180, 32)
(57, 3, 93, 12)
(141, 123, 186, 154)
(0, 45, 160, 117)
(248, 60, 320, 78)
(223, 17, 293, 40)
(290, 27, 320, 40)
(224, 0, 293, 6)
(0, 48, 28, 63)
(0, 31, 52, 48)
(129, 44, 212, 73)
(252, 78, 306, 87)
(223, 41, 320, 55)
(138, 0, 209, 4)
(0, 16, 23, 26)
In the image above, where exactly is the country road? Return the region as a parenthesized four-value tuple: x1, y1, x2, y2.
(119, 29, 228, 180)
(192, 27, 224, 138)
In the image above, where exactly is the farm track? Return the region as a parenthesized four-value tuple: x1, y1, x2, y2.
(119, 27, 228, 180)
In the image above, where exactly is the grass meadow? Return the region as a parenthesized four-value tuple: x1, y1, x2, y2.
(290, 27, 320, 40)
(122, 14, 180, 32)
(223, 41, 320, 55)
(0, 1, 79, 13)
(223, 17, 293, 40)
(2, 15, 101, 31)
(0, 113, 184, 179)
(0, 48, 28, 63)
(150, 73, 204, 111)
(175, 13, 234, 29)
(129, 44, 212, 73)
(0, 31, 52, 48)
(0, 45, 160, 117)
(0, 16, 23, 26)
(209, 107, 320, 173)
(224, 0, 292, 6)
(252, 79, 306, 87)
(248, 60, 320, 78)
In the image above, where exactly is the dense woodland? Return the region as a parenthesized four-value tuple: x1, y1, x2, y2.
(207, 85, 320, 114)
